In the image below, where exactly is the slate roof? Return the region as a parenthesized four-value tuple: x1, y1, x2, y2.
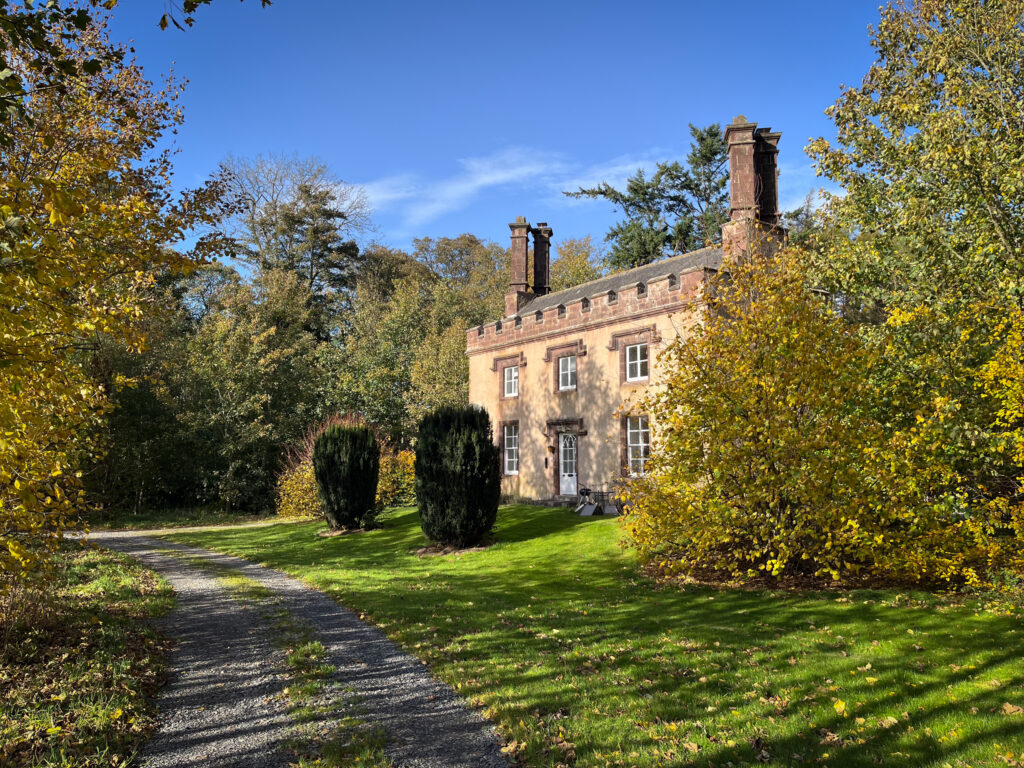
(518, 245, 723, 316)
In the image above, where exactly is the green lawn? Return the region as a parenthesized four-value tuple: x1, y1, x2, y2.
(166, 505, 1024, 768)
(1, 544, 174, 767)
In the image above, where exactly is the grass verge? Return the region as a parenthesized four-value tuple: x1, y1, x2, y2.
(160, 548, 392, 767)
(0, 543, 174, 767)
(165, 505, 1024, 768)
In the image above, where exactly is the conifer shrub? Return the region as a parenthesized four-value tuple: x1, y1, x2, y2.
(312, 425, 380, 530)
(275, 414, 357, 520)
(415, 405, 500, 547)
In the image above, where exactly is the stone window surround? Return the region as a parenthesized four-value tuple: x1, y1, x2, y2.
(608, 325, 660, 385)
(492, 352, 526, 401)
(543, 340, 586, 394)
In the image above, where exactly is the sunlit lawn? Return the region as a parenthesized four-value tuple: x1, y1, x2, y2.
(166, 505, 1024, 768)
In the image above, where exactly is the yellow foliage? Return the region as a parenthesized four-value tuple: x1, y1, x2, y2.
(0, 19, 224, 585)
(275, 458, 321, 520)
(376, 450, 415, 509)
(275, 449, 414, 520)
(621, 249, 1023, 585)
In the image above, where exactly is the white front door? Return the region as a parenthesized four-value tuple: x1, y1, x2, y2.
(559, 433, 578, 496)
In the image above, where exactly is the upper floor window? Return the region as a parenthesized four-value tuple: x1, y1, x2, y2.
(627, 415, 650, 475)
(625, 343, 649, 382)
(557, 304, 566, 318)
(503, 423, 519, 475)
(558, 355, 577, 391)
(637, 282, 647, 297)
(503, 365, 519, 397)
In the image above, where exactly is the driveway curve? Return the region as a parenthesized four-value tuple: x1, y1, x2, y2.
(92, 532, 508, 768)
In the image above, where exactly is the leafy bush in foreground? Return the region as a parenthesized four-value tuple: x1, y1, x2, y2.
(376, 449, 416, 509)
(275, 459, 321, 519)
(415, 406, 500, 547)
(312, 425, 380, 530)
(622, 250, 1024, 585)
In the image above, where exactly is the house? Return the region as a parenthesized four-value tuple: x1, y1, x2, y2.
(466, 116, 784, 502)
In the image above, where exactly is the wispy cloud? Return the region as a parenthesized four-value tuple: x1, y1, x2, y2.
(361, 174, 420, 210)
(360, 146, 679, 235)
(403, 147, 567, 227)
(552, 149, 671, 201)
(361, 147, 569, 232)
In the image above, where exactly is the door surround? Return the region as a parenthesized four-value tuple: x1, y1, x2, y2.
(546, 418, 586, 498)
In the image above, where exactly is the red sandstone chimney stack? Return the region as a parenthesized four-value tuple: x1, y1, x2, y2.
(532, 222, 552, 296)
(506, 216, 531, 316)
(722, 115, 783, 259)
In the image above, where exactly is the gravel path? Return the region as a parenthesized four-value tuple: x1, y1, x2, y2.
(93, 532, 508, 768)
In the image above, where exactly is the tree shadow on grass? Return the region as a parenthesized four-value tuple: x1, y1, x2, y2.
(165, 506, 1024, 768)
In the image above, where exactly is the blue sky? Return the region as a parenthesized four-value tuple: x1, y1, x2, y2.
(107, 1, 882, 253)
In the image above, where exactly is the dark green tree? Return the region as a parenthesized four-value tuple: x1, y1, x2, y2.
(414, 405, 500, 547)
(565, 124, 728, 270)
(222, 155, 371, 339)
(313, 425, 380, 530)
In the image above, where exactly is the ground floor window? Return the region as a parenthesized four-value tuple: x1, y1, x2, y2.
(627, 415, 650, 474)
(503, 423, 519, 475)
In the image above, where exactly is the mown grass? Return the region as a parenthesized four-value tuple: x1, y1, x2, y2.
(0, 543, 174, 767)
(167, 505, 1024, 768)
(83, 505, 269, 531)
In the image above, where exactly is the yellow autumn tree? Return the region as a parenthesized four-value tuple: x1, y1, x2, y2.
(0, 16, 226, 584)
(622, 251, 894, 581)
(622, 250, 1024, 584)
(803, 0, 1024, 581)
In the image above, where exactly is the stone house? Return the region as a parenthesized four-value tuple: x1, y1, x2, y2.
(466, 116, 783, 502)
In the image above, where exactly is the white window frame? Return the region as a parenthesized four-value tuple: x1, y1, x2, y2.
(503, 365, 519, 397)
(625, 343, 649, 382)
(503, 424, 519, 475)
(558, 355, 577, 391)
(627, 415, 651, 475)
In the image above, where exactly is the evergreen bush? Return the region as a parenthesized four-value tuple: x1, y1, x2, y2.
(415, 405, 500, 547)
(312, 425, 380, 530)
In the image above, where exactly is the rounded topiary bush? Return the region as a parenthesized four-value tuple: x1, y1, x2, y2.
(415, 405, 500, 547)
(312, 424, 380, 530)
